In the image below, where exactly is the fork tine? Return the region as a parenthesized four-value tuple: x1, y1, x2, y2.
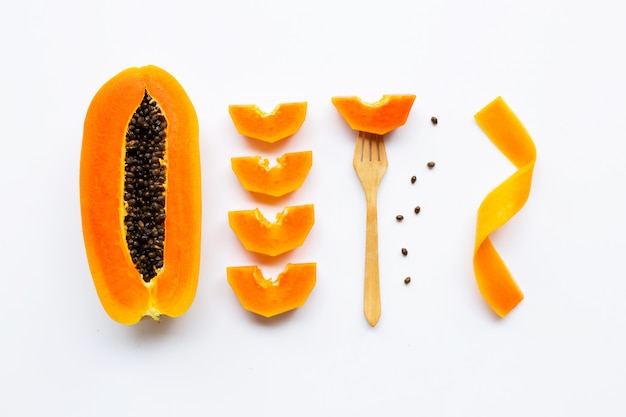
(361, 131, 366, 161)
(355, 130, 364, 162)
(355, 131, 386, 163)
(371, 133, 377, 161)
(374, 135, 387, 162)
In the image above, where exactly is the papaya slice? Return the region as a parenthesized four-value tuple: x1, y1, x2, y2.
(228, 204, 314, 256)
(228, 102, 307, 143)
(80, 65, 201, 325)
(331, 94, 416, 135)
(473, 96, 536, 317)
(227, 263, 316, 318)
(231, 151, 313, 197)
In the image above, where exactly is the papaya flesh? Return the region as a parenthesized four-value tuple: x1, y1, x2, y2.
(331, 94, 416, 135)
(228, 204, 315, 256)
(231, 151, 312, 197)
(227, 263, 317, 317)
(80, 65, 201, 325)
(228, 102, 307, 143)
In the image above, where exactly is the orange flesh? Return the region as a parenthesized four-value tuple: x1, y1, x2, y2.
(227, 263, 317, 317)
(80, 66, 201, 324)
(331, 94, 416, 135)
(228, 102, 307, 143)
(473, 96, 536, 317)
(228, 204, 315, 256)
(231, 151, 312, 197)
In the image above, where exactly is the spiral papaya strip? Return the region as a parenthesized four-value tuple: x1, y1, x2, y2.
(473, 96, 536, 317)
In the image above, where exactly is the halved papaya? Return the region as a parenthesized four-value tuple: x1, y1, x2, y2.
(331, 94, 416, 135)
(228, 102, 307, 143)
(228, 204, 314, 256)
(227, 263, 316, 317)
(231, 151, 313, 197)
(80, 65, 201, 325)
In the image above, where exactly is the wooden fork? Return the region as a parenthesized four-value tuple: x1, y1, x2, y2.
(353, 131, 388, 327)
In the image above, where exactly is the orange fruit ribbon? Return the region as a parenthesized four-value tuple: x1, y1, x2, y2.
(473, 96, 537, 317)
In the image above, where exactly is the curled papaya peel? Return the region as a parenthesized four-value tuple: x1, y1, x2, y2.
(227, 263, 316, 317)
(473, 96, 536, 317)
(228, 204, 315, 256)
(228, 102, 307, 143)
(231, 151, 312, 197)
(331, 95, 416, 135)
(80, 66, 201, 324)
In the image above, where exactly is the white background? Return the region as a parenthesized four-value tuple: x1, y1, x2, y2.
(1, 0, 625, 415)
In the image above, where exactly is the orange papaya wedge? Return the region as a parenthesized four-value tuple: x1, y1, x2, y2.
(80, 65, 201, 325)
(331, 94, 416, 135)
(231, 151, 312, 197)
(228, 204, 314, 256)
(227, 263, 317, 317)
(228, 102, 307, 143)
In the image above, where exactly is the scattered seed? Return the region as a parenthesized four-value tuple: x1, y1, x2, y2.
(404, 277, 411, 285)
(411, 175, 416, 184)
(414, 206, 421, 214)
(427, 161, 436, 169)
(401, 248, 408, 256)
(431, 116, 438, 125)
(396, 214, 404, 221)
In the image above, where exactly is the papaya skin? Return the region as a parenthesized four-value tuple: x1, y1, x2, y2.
(227, 263, 317, 318)
(331, 94, 416, 135)
(80, 65, 201, 325)
(473, 96, 536, 317)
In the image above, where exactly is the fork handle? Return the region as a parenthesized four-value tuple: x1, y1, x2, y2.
(363, 190, 381, 327)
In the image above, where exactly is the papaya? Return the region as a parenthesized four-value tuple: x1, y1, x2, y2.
(80, 65, 201, 325)
(228, 204, 314, 256)
(331, 94, 416, 135)
(228, 102, 307, 143)
(227, 263, 316, 317)
(473, 96, 536, 317)
(231, 151, 312, 197)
